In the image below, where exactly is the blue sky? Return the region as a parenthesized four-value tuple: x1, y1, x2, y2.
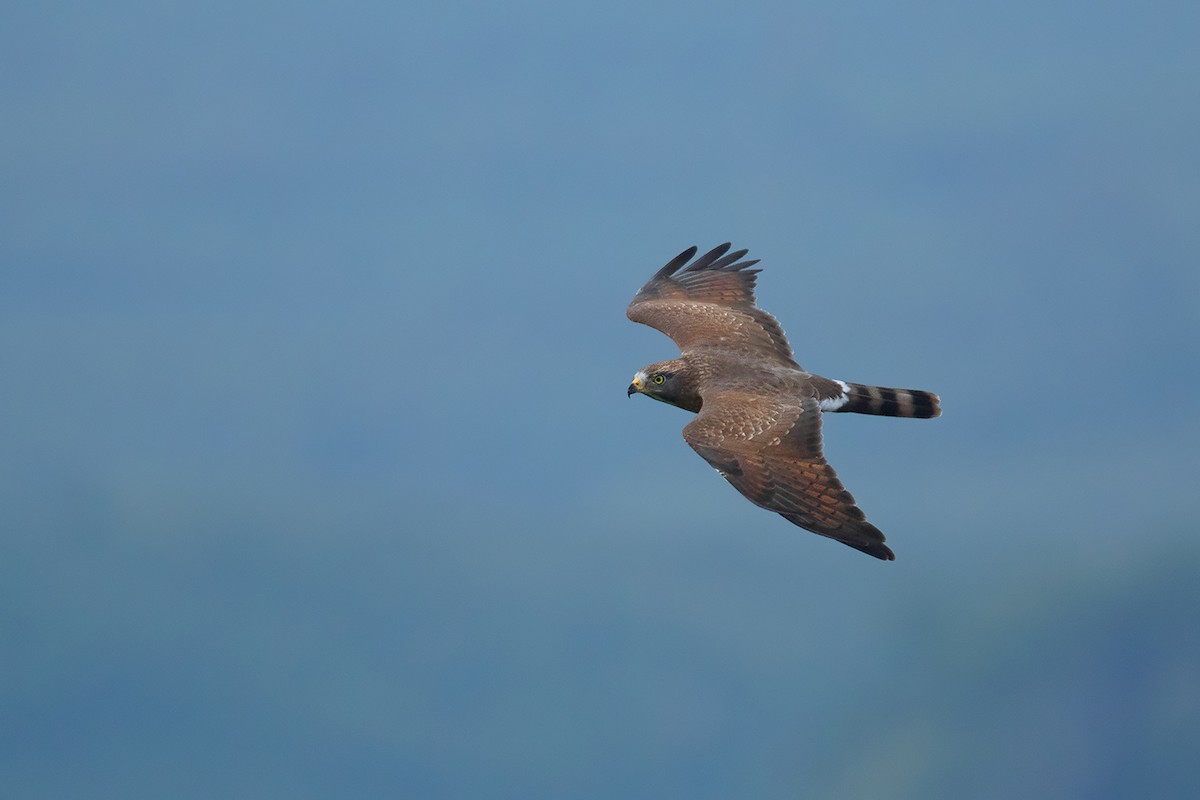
(2, 2, 1198, 797)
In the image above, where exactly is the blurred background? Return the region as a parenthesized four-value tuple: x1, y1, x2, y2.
(2, 1, 1198, 797)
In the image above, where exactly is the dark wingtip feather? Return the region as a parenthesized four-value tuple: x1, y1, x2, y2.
(854, 539, 896, 560)
(679, 243, 763, 274)
(683, 242, 733, 272)
(710, 248, 749, 270)
(655, 245, 698, 278)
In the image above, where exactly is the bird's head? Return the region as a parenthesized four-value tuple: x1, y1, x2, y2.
(627, 359, 700, 412)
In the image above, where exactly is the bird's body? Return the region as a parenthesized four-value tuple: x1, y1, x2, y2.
(626, 243, 940, 560)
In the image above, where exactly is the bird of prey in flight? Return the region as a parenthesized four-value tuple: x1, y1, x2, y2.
(626, 243, 940, 560)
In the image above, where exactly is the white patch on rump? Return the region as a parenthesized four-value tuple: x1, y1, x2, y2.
(819, 387, 850, 412)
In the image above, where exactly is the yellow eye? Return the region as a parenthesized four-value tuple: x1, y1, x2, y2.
(652, 374, 665, 384)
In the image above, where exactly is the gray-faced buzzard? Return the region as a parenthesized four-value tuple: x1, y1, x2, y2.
(626, 243, 941, 560)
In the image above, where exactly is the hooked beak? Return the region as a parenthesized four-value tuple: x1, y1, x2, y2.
(627, 377, 642, 397)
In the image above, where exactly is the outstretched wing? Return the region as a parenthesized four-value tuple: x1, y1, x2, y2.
(682, 389, 894, 560)
(627, 243, 799, 367)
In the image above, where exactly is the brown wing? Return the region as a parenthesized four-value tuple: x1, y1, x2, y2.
(682, 389, 895, 560)
(627, 243, 799, 367)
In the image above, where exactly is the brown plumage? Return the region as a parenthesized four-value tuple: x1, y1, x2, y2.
(626, 243, 941, 560)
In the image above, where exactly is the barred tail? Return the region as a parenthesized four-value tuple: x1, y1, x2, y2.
(817, 379, 941, 418)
